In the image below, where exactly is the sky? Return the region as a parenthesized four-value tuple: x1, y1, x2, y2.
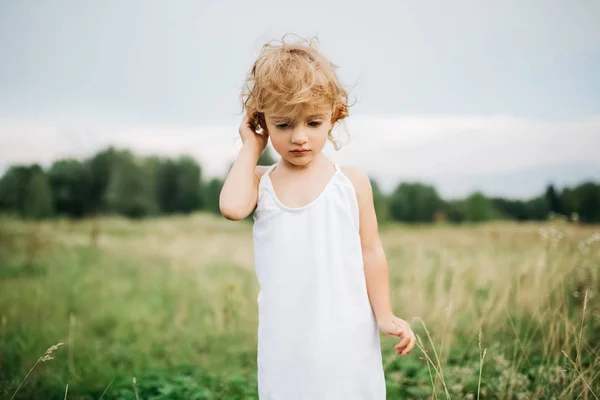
(1, 0, 599, 198)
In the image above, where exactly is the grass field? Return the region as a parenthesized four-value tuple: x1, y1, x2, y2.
(0, 213, 598, 399)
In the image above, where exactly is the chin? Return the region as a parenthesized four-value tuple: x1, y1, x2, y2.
(284, 154, 313, 167)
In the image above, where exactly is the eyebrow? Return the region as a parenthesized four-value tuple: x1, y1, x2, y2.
(270, 117, 292, 122)
(270, 114, 327, 121)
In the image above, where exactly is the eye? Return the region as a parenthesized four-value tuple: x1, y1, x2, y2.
(275, 123, 290, 130)
(308, 121, 322, 127)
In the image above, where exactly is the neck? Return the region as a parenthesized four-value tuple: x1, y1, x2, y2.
(278, 153, 329, 173)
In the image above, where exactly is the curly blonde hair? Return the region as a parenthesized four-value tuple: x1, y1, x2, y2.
(242, 35, 350, 149)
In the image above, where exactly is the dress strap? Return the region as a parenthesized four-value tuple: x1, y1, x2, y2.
(334, 163, 341, 172)
(259, 164, 278, 189)
(264, 163, 277, 176)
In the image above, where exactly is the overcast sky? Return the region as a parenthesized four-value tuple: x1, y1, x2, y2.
(1, 0, 599, 198)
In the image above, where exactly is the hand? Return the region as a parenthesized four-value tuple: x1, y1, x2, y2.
(239, 113, 268, 157)
(378, 315, 416, 356)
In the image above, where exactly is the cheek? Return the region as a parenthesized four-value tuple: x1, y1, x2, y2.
(268, 133, 286, 152)
(313, 126, 330, 145)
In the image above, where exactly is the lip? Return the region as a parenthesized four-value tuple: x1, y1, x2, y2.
(290, 149, 310, 156)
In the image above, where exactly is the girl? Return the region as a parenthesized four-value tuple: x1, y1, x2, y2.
(219, 36, 416, 399)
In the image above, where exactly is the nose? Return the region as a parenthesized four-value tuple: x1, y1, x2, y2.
(291, 127, 308, 145)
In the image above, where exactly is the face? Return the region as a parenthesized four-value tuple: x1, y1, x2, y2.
(264, 106, 334, 167)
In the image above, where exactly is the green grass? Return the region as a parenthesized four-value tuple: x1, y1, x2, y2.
(0, 214, 599, 399)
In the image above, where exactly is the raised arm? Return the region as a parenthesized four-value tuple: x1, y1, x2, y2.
(219, 115, 269, 221)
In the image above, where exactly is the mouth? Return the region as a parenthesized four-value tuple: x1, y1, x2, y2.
(290, 149, 310, 156)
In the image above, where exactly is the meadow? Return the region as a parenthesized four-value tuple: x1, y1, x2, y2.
(0, 213, 598, 399)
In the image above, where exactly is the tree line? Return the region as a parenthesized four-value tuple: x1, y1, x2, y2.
(0, 146, 598, 223)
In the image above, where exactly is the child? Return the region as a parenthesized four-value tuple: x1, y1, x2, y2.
(219, 36, 416, 399)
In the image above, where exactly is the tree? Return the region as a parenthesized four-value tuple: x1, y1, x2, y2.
(560, 187, 578, 218)
(0, 166, 30, 214)
(22, 166, 54, 219)
(389, 182, 442, 223)
(154, 156, 203, 214)
(154, 158, 179, 213)
(173, 156, 203, 212)
(87, 147, 122, 214)
(105, 151, 157, 218)
(464, 192, 497, 222)
(204, 178, 224, 215)
(574, 182, 600, 223)
(525, 196, 550, 221)
(442, 199, 466, 223)
(490, 198, 529, 221)
(0, 165, 54, 219)
(370, 178, 390, 224)
(48, 159, 91, 218)
(545, 184, 562, 215)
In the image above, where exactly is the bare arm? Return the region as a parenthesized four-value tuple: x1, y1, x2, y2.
(219, 115, 269, 221)
(219, 146, 263, 220)
(343, 166, 417, 355)
(343, 167, 393, 322)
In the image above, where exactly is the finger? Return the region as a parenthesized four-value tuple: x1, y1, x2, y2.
(243, 114, 254, 126)
(402, 336, 417, 355)
(395, 336, 411, 352)
(397, 332, 415, 349)
(399, 334, 416, 354)
(239, 115, 252, 133)
(247, 116, 257, 132)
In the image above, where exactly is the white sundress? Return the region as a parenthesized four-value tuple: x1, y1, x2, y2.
(252, 163, 386, 400)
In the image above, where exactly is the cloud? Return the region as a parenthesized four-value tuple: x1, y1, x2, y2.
(332, 115, 600, 175)
(1, 1, 599, 122)
(1, 113, 599, 197)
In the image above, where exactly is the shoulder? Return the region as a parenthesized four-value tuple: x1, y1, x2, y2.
(340, 166, 373, 200)
(254, 165, 272, 181)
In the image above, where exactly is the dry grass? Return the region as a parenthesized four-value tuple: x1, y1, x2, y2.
(0, 213, 598, 399)
(9, 342, 63, 400)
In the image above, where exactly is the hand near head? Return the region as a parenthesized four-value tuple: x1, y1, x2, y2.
(378, 315, 417, 356)
(239, 112, 269, 158)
